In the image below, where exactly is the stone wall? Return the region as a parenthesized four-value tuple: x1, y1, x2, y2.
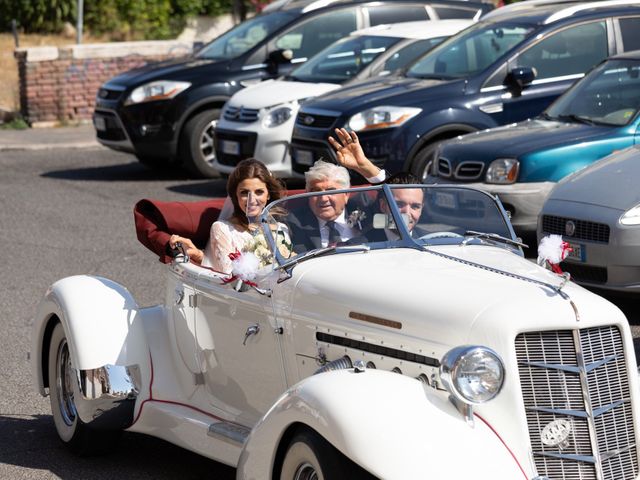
(14, 41, 195, 127)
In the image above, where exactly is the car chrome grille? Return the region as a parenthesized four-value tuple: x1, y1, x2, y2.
(516, 327, 638, 480)
(223, 106, 259, 123)
(295, 112, 338, 129)
(562, 263, 608, 284)
(542, 215, 610, 244)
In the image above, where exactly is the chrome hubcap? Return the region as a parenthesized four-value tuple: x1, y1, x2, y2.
(55, 339, 77, 426)
(293, 462, 318, 480)
(199, 119, 217, 166)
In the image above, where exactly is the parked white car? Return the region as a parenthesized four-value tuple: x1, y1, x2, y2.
(32, 184, 639, 479)
(212, 20, 472, 177)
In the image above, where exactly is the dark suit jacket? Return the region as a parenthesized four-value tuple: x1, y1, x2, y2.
(287, 211, 324, 252)
(364, 224, 428, 243)
(287, 209, 366, 252)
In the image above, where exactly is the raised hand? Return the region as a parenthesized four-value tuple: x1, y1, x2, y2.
(328, 128, 380, 178)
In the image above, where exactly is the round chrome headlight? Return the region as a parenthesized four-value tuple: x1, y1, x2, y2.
(440, 346, 504, 404)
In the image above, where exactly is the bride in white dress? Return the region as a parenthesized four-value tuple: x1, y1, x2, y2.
(169, 158, 287, 274)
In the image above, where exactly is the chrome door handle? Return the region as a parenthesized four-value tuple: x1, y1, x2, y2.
(243, 324, 260, 346)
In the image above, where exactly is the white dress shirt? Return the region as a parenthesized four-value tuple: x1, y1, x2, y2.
(317, 211, 356, 247)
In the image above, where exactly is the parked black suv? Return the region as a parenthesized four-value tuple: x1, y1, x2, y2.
(290, 0, 640, 181)
(93, 0, 491, 177)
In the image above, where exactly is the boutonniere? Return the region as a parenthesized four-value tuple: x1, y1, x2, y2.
(347, 209, 366, 229)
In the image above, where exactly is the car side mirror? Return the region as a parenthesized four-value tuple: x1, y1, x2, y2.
(505, 66, 537, 95)
(267, 49, 293, 75)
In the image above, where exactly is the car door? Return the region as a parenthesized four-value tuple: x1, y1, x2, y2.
(476, 20, 611, 125)
(501, 20, 611, 123)
(193, 269, 287, 426)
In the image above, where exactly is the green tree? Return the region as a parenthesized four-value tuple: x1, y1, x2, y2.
(1, 0, 236, 39)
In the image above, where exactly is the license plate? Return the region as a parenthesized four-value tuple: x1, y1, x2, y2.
(565, 241, 586, 262)
(221, 140, 240, 155)
(433, 191, 456, 209)
(296, 149, 314, 166)
(94, 116, 106, 132)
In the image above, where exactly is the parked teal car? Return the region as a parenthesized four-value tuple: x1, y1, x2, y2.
(431, 51, 640, 234)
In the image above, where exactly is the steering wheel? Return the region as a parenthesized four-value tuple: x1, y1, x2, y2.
(419, 231, 464, 241)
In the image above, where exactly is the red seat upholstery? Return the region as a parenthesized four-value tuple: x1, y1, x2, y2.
(134, 198, 225, 263)
(134, 190, 306, 263)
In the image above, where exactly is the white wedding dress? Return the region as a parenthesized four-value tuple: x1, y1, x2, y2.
(201, 220, 254, 274)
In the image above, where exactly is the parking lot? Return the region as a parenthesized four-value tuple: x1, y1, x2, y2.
(0, 132, 637, 478)
(0, 145, 237, 479)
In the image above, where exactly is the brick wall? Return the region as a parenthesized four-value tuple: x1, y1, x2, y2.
(14, 41, 196, 127)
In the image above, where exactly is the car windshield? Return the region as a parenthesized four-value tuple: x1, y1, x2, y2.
(261, 185, 515, 266)
(545, 59, 640, 127)
(197, 11, 296, 60)
(288, 34, 402, 84)
(406, 22, 533, 80)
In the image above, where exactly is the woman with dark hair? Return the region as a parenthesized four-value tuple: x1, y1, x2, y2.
(169, 158, 286, 273)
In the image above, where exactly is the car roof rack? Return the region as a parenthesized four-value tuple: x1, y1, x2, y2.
(481, 0, 583, 21)
(544, 0, 640, 24)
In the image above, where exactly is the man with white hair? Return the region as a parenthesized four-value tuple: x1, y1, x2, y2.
(289, 160, 360, 250)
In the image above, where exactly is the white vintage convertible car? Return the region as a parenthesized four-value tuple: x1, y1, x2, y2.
(32, 184, 640, 480)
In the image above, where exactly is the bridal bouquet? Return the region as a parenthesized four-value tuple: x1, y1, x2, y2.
(244, 230, 293, 268)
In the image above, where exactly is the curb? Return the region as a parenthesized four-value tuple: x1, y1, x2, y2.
(0, 142, 103, 152)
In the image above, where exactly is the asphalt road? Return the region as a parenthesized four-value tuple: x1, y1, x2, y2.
(0, 146, 637, 479)
(0, 148, 237, 479)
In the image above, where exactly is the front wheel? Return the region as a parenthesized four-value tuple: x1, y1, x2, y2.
(280, 429, 374, 480)
(48, 323, 121, 455)
(409, 141, 442, 183)
(180, 109, 221, 179)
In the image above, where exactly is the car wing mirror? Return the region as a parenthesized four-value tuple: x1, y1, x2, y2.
(372, 213, 411, 230)
(505, 66, 537, 95)
(267, 48, 293, 75)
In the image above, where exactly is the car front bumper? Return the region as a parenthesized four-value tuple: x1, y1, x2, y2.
(72, 363, 141, 430)
(538, 198, 640, 293)
(213, 116, 296, 177)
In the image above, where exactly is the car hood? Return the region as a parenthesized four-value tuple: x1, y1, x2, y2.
(103, 56, 230, 87)
(290, 245, 599, 349)
(548, 145, 640, 210)
(300, 76, 463, 113)
(441, 118, 613, 160)
(227, 79, 340, 109)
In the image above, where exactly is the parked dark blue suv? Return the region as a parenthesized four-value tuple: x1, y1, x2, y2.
(290, 0, 640, 181)
(93, 0, 490, 178)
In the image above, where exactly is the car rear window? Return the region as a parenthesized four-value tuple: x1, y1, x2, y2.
(619, 17, 640, 52)
(433, 5, 478, 19)
(367, 5, 429, 26)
